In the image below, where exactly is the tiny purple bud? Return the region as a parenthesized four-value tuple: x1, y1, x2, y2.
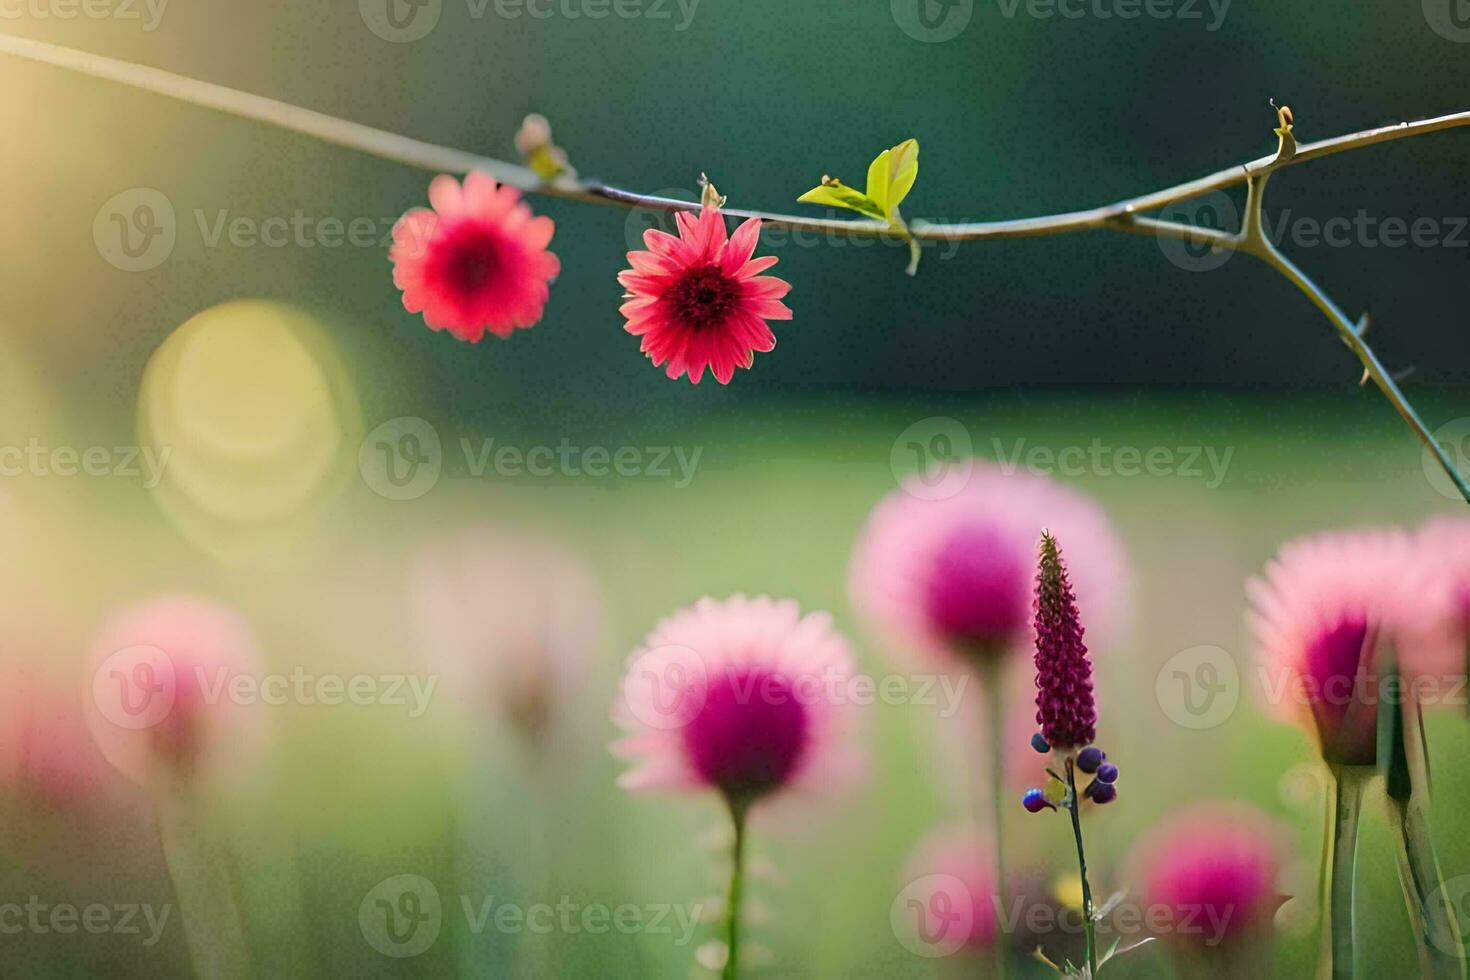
(1096, 762, 1118, 784)
(1090, 782, 1117, 804)
(1022, 788, 1055, 813)
(1077, 747, 1105, 774)
(1030, 733, 1050, 754)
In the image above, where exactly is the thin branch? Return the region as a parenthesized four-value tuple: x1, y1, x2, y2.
(3, 33, 1468, 500)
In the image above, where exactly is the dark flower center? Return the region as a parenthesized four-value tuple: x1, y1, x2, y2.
(663, 264, 741, 331)
(683, 668, 809, 803)
(439, 227, 502, 296)
(1303, 615, 1375, 764)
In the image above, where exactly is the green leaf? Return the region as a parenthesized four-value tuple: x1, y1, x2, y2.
(1377, 648, 1413, 802)
(883, 138, 920, 220)
(796, 180, 886, 221)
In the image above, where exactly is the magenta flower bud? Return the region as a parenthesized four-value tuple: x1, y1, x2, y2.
(1022, 788, 1055, 813)
(1032, 532, 1097, 752)
(1090, 783, 1117, 804)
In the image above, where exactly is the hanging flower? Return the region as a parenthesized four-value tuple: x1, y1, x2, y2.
(618, 207, 792, 384)
(611, 595, 859, 809)
(1246, 528, 1429, 766)
(1135, 802, 1288, 951)
(849, 463, 1127, 675)
(1033, 531, 1096, 751)
(409, 524, 602, 748)
(390, 172, 560, 342)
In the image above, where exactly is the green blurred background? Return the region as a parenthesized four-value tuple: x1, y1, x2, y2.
(2, 2, 1470, 977)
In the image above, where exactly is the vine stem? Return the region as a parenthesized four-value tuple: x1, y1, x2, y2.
(1321, 765, 1370, 980)
(722, 799, 748, 980)
(1063, 757, 1098, 977)
(3, 33, 1468, 500)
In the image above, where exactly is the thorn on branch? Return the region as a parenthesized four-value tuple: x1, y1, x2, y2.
(1270, 98, 1297, 164)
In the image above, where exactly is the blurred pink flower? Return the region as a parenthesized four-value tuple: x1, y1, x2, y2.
(1409, 514, 1470, 683)
(84, 596, 266, 787)
(1247, 528, 1435, 766)
(0, 684, 115, 804)
(849, 463, 1128, 672)
(390, 172, 560, 342)
(409, 525, 602, 745)
(612, 595, 860, 808)
(1136, 802, 1287, 948)
(618, 208, 791, 385)
(900, 822, 1000, 951)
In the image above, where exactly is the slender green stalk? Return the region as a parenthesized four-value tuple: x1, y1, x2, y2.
(156, 789, 251, 979)
(1322, 765, 1369, 980)
(981, 658, 1009, 980)
(1388, 701, 1466, 979)
(1063, 758, 1098, 977)
(722, 800, 749, 980)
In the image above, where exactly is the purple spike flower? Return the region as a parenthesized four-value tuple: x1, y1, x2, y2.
(1033, 531, 1096, 751)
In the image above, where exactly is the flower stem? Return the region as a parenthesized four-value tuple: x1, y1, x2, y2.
(156, 789, 250, 979)
(1321, 765, 1370, 980)
(722, 799, 749, 980)
(981, 658, 1009, 980)
(1388, 702, 1466, 979)
(1063, 758, 1098, 977)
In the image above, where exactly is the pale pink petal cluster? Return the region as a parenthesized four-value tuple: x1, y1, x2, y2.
(612, 595, 859, 807)
(900, 822, 999, 951)
(1409, 514, 1470, 680)
(849, 462, 1129, 671)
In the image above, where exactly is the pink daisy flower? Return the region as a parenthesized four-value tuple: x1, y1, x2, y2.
(390, 172, 560, 342)
(1136, 802, 1287, 949)
(849, 463, 1128, 672)
(612, 595, 859, 809)
(1409, 514, 1470, 684)
(84, 596, 266, 787)
(618, 207, 792, 385)
(899, 823, 1001, 953)
(1247, 528, 1433, 766)
(409, 524, 602, 747)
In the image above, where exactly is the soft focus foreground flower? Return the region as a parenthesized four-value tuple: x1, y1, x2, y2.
(618, 208, 792, 384)
(850, 463, 1127, 673)
(1247, 528, 1431, 765)
(409, 525, 602, 746)
(1033, 532, 1097, 751)
(390, 172, 560, 342)
(612, 595, 859, 809)
(1411, 514, 1470, 682)
(900, 823, 1000, 952)
(0, 683, 116, 805)
(1136, 802, 1287, 948)
(84, 596, 266, 787)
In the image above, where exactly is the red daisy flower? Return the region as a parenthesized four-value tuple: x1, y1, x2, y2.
(618, 207, 792, 384)
(390, 172, 560, 343)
